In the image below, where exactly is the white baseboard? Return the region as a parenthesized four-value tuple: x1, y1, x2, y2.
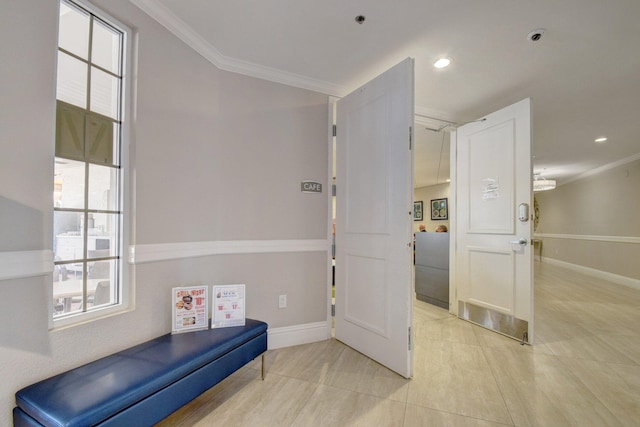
(542, 257, 640, 291)
(267, 321, 332, 350)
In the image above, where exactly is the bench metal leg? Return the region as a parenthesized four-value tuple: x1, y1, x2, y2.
(261, 353, 265, 380)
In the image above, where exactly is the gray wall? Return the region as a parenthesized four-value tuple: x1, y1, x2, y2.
(535, 159, 640, 280)
(0, 1, 329, 424)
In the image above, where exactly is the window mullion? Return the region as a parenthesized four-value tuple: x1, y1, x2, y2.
(82, 161, 90, 312)
(86, 14, 94, 111)
(58, 46, 119, 79)
(79, 15, 94, 314)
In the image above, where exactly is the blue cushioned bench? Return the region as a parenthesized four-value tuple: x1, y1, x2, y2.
(14, 319, 268, 427)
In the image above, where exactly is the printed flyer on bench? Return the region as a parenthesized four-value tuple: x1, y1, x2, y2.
(212, 284, 245, 328)
(172, 285, 209, 334)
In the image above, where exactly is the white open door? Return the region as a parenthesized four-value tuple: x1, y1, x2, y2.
(335, 58, 414, 377)
(452, 98, 534, 344)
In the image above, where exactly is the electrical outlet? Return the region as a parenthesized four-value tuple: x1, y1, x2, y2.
(278, 294, 287, 308)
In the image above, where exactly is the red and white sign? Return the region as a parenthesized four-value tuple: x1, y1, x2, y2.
(171, 285, 208, 333)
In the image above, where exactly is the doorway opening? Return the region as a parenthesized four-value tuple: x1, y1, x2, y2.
(412, 120, 452, 311)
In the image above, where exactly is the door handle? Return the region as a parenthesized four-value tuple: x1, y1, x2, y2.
(510, 238, 528, 246)
(510, 238, 528, 252)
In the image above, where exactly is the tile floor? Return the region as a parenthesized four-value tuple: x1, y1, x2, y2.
(158, 262, 640, 426)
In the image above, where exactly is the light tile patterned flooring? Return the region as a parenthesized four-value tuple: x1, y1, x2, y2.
(158, 262, 640, 426)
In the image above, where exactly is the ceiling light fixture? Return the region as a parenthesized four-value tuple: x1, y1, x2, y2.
(594, 137, 608, 143)
(355, 15, 366, 24)
(433, 57, 451, 69)
(533, 174, 556, 192)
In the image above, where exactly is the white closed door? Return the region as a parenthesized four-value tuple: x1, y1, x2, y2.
(453, 98, 534, 343)
(335, 58, 414, 377)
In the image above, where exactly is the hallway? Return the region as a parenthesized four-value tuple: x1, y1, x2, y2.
(159, 261, 640, 426)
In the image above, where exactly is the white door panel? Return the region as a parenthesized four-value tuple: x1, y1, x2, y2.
(467, 247, 515, 313)
(464, 120, 515, 233)
(454, 98, 533, 343)
(335, 58, 414, 377)
(344, 252, 388, 335)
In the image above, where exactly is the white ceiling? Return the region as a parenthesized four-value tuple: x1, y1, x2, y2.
(132, 0, 640, 188)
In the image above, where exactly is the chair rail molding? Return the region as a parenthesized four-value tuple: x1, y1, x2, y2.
(129, 239, 331, 264)
(0, 250, 54, 281)
(534, 233, 640, 244)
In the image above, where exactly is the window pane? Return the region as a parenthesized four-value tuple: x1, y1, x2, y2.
(88, 164, 119, 211)
(87, 114, 115, 165)
(53, 266, 85, 317)
(87, 259, 114, 280)
(54, 158, 85, 209)
(90, 66, 119, 119)
(57, 51, 88, 108)
(54, 212, 85, 262)
(92, 19, 121, 74)
(55, 104, 85, 161)
(90, 213, 120, 257)
(58, 2, 89, 60)
(87, 263, 115, 308)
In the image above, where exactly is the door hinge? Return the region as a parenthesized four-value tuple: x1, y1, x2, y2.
(408, 326, 412, 350)
(332, 124, 337, 137)
(409, 126, 413, 150)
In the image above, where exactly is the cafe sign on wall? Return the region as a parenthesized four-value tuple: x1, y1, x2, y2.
(301, 180, 322, 193)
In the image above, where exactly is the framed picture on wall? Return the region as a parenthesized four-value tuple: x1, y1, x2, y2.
(414, 201, 423, 221)
(431, 198, 448, 220)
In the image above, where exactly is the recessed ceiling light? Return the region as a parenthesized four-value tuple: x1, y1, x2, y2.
(355, 15, 365, 24)
(433, 57, 451, 69)
(594, 137, 608, 143)
(527, 28, 545, 42)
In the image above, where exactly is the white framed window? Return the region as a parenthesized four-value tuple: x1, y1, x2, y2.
(53, 0, 131, 325)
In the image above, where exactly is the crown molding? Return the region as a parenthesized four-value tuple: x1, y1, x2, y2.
(129, 1, 445, 120)
(129, 0, 347, 96)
